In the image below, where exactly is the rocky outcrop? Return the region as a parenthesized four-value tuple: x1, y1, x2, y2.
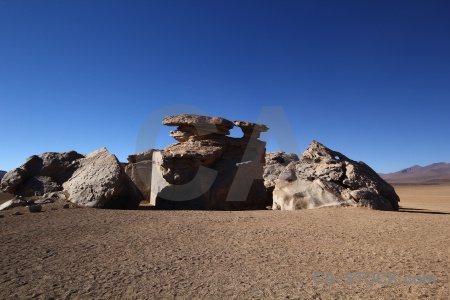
(1, 148, 143, 209)
(263, 152, 299, 203)
(273, 141, 400, 211)
(128, 114, 269, 210)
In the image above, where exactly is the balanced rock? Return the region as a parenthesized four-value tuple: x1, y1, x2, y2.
(234, 121, 269, 139)
(273, 141, 400, 211)
(163, 114, 234, 142)
(127, 114, 268, 210)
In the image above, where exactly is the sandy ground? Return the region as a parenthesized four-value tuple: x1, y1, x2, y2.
(0, 186, 449, 299)
(393, 184, 450, 213)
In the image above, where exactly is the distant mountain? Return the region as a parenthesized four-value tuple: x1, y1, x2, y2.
(0, 170, 6, 180)
(380, 162, 450, 185)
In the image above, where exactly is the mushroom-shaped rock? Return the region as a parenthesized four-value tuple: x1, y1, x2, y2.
(234, 120, 269, 139)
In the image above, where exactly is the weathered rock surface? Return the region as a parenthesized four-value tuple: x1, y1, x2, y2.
(63, 148, 143, 208)
(1, 148, 143, 209)
(126, 114, 269, 210)
(263, 152, 299, 203)
(163, 114, 234, 142)
(273, 141, 400, 211)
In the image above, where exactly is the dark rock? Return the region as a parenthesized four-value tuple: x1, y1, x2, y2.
(28, 204, 42, 213)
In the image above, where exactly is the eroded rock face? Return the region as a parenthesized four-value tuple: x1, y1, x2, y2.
(273, 141, 400, 211)
(1, 148, 143, 209)
(263, 152, 299, 203)
(127, 114, 269, 210)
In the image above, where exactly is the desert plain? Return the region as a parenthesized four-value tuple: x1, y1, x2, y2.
(0, 183, 449, 299)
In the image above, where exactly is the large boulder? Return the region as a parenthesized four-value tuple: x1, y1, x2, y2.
(63, 148, 143, 208)
(273, 141, 400, 211)
(1, 148, 143, 209)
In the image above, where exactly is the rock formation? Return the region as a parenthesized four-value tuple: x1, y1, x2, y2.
(127, 114, 269, 210)
(263, 152, 299, 204)
(163, 114, 234, 142)
(272, 141, 400, 211)
(1, 148, 143, 209)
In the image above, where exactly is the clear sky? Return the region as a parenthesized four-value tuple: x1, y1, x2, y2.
(1, 0, 449, 173)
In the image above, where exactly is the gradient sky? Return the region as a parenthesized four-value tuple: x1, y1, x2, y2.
(1, 0, 449, 173)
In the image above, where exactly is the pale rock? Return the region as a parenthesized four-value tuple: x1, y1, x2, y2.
(0, 198, 26, 211)
(63, 148, 143, 208)
(273, 141, 400, 211)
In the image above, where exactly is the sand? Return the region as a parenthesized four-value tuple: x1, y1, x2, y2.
(0, 186, 449, 299)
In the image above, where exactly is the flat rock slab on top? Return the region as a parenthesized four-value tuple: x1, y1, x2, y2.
(162, 114, 234, 128)
(234, 120, 269, 138)
(163, 114, 234, 141)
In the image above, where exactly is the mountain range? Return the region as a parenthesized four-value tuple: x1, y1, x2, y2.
(0, 170, 6, 180)
(379, 162, 450, 185)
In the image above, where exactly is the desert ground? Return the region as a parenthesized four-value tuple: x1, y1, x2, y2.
(1, 185, 449, 299)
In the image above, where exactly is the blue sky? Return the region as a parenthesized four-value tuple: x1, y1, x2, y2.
(1, 0, 449, 173)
